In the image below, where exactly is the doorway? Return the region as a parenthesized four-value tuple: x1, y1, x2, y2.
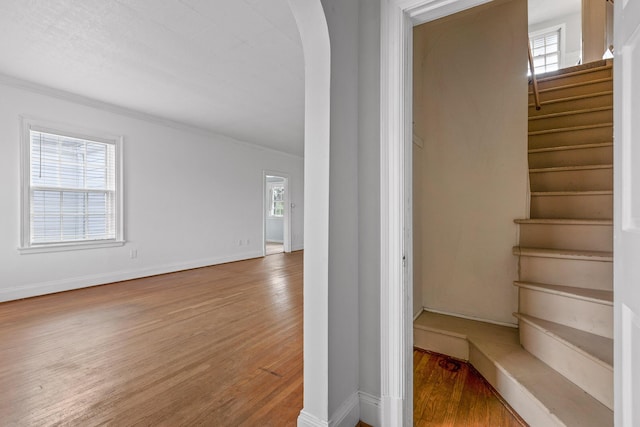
(263, 172, 291, 256)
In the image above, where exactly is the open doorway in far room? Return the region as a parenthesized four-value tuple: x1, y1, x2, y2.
(264, 173, 290, 256)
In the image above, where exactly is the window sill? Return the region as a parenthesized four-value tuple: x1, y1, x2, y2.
(18, 240, 125, 254)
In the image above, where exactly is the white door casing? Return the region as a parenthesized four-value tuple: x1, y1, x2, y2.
(614, 0, 640, 425)
(263, 171, 291, 254)
(380, 0, 493, 425)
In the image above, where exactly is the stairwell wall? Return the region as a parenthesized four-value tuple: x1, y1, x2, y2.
(412, 0, 529, 326)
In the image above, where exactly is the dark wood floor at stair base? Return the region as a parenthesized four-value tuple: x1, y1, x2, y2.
(414, 349, 528, 427)
(0, 252, 303, 426)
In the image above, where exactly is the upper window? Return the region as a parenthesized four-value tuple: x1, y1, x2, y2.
(530, 29, 561, 74)
(20, 119, 123, 253)
(268, 183, 285, 218)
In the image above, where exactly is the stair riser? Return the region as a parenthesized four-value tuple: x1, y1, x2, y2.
(530, 193, 612, 219)
(519, 322, 613, 410)
(529, 93, 612, 116)
(529, 80, 613, 104)
(529, 168, 612, 192)
(519, 256, 612, 290)
(528, 146, 613, 168)
(518, 223, 613, 252)
(529, 125, 613, 150)
(528, 109, 612, 133)
(531, 68, 612, 92)
(519, 288, 613, 338)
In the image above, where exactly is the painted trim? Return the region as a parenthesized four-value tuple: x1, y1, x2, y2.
(263, 169, 292, 254)
(298, 411, 329, 427)
(424, 307, 519, 328)
(380, 0, 494, 425)
(329, 392, 360, 427)
(359, 391, 382, 426)
(0, 250, 263, 303)
(0, 73, 303, 159)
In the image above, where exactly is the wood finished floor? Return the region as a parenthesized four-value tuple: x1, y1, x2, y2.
(0, 252, 302, 426)
(414, 349, 528, 427)
(1, 251, 527, 426)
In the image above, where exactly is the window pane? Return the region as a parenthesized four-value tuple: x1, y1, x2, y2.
(546, 44, 559, 55)
(28, 129, 118, 245)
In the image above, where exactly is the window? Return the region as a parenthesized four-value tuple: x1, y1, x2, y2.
(268, 183, 285, 218)
(20, 119, 123, 253)
(530, 29, 561, 74)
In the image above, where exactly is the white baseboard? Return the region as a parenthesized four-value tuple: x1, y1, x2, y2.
(0, 250, 263, 303)
(329, 392, 360, 427)
(424, 307, 518, 328)
(298, 410, 328, 427)
(359, 391, 381, 426)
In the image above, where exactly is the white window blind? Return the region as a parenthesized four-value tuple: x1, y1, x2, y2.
(530, 29, 561, 74)
(20, 120, 123, 252)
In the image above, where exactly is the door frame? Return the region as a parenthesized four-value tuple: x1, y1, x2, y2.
(379, 0, 495, 424)
(262, 170, 291, 255)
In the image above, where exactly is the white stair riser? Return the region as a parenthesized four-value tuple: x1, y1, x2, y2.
(528, 146, 612, 168)
(413, 327, 469, 361)
(519, 288, 613, 338)
(467, 344, 565, 427)
(532, 68, 612, 92)
(528, 110, 613, 133)
(530, 168, 612, 192)
(519, 256, 612, 290)
(529, 125, 613, 150)
(529, 80, 613, 104)
(530, 194, 612, 219)
(529, 93, 612, 117)
(519, 322, 613, 410)
(518, 223, 612, 252)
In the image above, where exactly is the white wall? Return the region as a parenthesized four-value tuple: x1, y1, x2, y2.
(357, 0, 381, 420)
(0, 80, 304, 302)
(529, 11, 582, 68)
(413, 0, 529, 326)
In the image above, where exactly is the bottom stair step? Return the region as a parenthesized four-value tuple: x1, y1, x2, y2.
(515, 313, 613, 410)
(414, 311, 612, 427)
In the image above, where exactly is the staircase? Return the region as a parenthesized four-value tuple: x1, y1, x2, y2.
(413, 60, 615, 427)
(514, 59, 614, 413)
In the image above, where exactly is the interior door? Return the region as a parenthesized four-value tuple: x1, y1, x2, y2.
(614, 0, 640, 425)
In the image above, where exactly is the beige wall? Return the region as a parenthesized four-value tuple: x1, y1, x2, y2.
(412, 0, 529, 325)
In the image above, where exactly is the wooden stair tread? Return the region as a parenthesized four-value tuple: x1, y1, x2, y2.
(513, 281, 613, 305)
(529, 123, 612, 136)
(514, 218, 612, 225)
(414, 311, 613, 427)
(529, 142, 612, 154)
(531, 190, 612, 196)
(529, 60, 611, 83)
(513, 247, 613, 262)
(529, 164, 612, 173)
(528, 106, 612, 121)
(528, 91, 612, 108)
(514, 313, 613, 369)
(530, 77, 612, 96)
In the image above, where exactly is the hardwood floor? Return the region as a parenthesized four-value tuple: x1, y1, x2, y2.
(2, 252, 529, 426)
(0, 252, 302, 426)
(414, 349, 528, 427)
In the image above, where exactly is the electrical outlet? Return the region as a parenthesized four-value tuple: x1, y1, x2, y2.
(238, 239, 243, 246)
(130, 249, 137, 259)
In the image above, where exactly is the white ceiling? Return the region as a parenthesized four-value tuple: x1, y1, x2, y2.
(0, 0, 305, 156)
(528, 0, 581, 26)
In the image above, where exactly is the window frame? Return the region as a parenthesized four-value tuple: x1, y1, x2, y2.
(19, 117, 125, 253)
(529, 24, 566, 74)
(266, 181, 285, 218)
